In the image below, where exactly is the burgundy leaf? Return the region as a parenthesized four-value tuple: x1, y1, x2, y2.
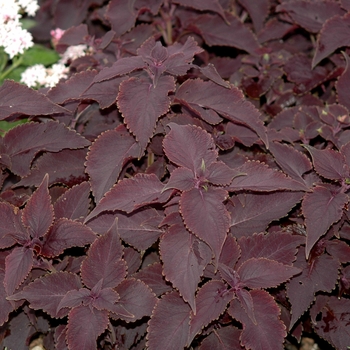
(85, 174, 172, 221)
(163, 123, 217, 173)
(304, 145, 348, 181)
(0, 80, 68, 120)
(160, 224, 212, 313)
(117, 208, 164, 251)
(133, 262, 172, 296)
(302, 185, 347, 258)
(180, 187, 230, 267)
(228, 290, 287, 350)
(163, 167, 195, 192)
(219, 234, 241, 268)
(15, 149, 88, 188)
(197, 63, 231, 89)
(0, 121, 90, 176)
(91, 287, 120, 311)
(123, 246, 142, 275)
(41, 219, 96, 258)
(326, 240, 350, 263)
(198, 326, 242, 350)
(173, 0, 226, 20)
(53, 181, 91, 220)
(312, 12, 350, 68)
(117, 75, 175, 150)
(91, 56, 146, 84)
(237, 258, 301, 289)
(21, 174, 53, 239)
(276, 0, 344, 33)
(112, 278, 157, 322)
(58, 288, 91, 310)
(66, 305, 109, 350)
(287, 249, 340, 329)
(0, 270, 15, 326)
(206, 161, 243, 186)
(238, 0, 269, 32)
(175, 79, 268, 147)
(187, 280, 234, 345)
(337, 52, 350, 112)
(235, 288, 256, 325)
(105, 0, 137, 37)
(86, 124, 141, 202)
(80, 220, 125, 289)
(4, 247, 33, 295)
(228, 192, 304, 237)
(7, 272, 82, 318)
(228, 161, 308, 191)
(237, 232, 305, 266)
(0, 202, 21, 249)
(269, 141, 312, 182)
(147, 291, 191, 350)
(190, 13, 260, 55)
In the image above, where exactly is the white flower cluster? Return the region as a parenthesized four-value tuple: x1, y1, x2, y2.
(20, 29, 88, 88)
(0, 0, 39, 58)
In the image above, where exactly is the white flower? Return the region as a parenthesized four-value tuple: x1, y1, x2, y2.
(16, 0, 39, 16)
(44, 63, 69, 87)
(60, 44, 87, 64)
(20, 64, 46, 87)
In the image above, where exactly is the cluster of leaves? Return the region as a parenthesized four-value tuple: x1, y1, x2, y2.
(1, 0, 350, 349)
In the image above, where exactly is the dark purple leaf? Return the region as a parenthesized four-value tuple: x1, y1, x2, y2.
(91, 287, 120, 311)
(337, 52, 350, 111)
(160, 224, 212, 313)
(85, 174, 172, 221)
(197, 64, 231, 88)
(237, 258, 301, 289)
(7, 272, 82, 318)
(0, 202, 21, 249)
(21, 174, 53, 239)
(112, 278, 156, 322)
(58, 288, 91, 310)
(117, 75, 175, 150)
(228, 192, 304, 237)
(163, 167, 196, 192)
(4, 247, 33, 295)
(15, 149, 88, 188)
(238, 0, 269, 32)
(228, 290, 287, 350)
(302, 185, 347, 258)
(0, 121, 90, 176)
(66, 305, 109, 350)
(0, 270, 15, 326)
(175, 79, 268, 147)
(0, 80, 68, 120)
(86, 124, 141, 202)
(312, 12, 350, 68)
(147, 291, 191, 350)
(219, 234, 241, 268)
(228, 161, 308, 191)
(53, 181, 91, 220)
(187, 280, 234, 345)
(198, 326, 242, 350)
(180, 187, 230, 267)
(41, 219, 96, 257)
(80, 220, 125, 289)
(326, 240, 350, 263)
(173, 0, 226, 20)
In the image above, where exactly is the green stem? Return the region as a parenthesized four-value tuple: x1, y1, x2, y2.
(0, 55, 23, 81)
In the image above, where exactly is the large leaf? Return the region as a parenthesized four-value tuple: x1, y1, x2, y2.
(228, 290, 287, 350)
(0, 80, 68, 120)
(4, 247, 33, 295)
(312, 12, 350, 68)
(287, 248, 340, 329)
(0, 270, 15, 326)
(163, 123, 217, 173)
(66, 305, 109, 350)
(198, 326, 242, 350)
(0, 202, 21, 249)
(237, 232, 305, 266)
(147, 291, 191, 350)
(41, 219, 96, 257)
(86, 125, 141, 202)
(228, 192, 304, 237)
(21, 174, 54, 239)
(160, 224, 212, 313)
(302, 184, 347, 258)
(85, 174, 172, 221)
(237, 258, 301, 289)
(180, 187, 230, 267)
(117, 75, 175, 150)
(7, 271, 82, 318)
(112, 278, 157, 322)
(187, 280, 234, 346)
(336, 52, 350, 111)
(0, 121, 90, 176)
(228, 161, 308, 192)
(175, 79, 268, 147)
(80, 220, 126, 289)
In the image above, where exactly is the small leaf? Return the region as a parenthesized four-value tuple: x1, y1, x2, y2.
(147, 291, 191, 350)
(21, 174, 54, 239)
(66, 305, 109, 350)
(7, 272, 82, 318)
(163, 167, 195, 192)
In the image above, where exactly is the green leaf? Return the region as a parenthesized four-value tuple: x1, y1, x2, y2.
(21, 44, 60, 67)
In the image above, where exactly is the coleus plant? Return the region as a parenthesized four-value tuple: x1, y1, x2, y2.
(1, 0, 350, 349)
